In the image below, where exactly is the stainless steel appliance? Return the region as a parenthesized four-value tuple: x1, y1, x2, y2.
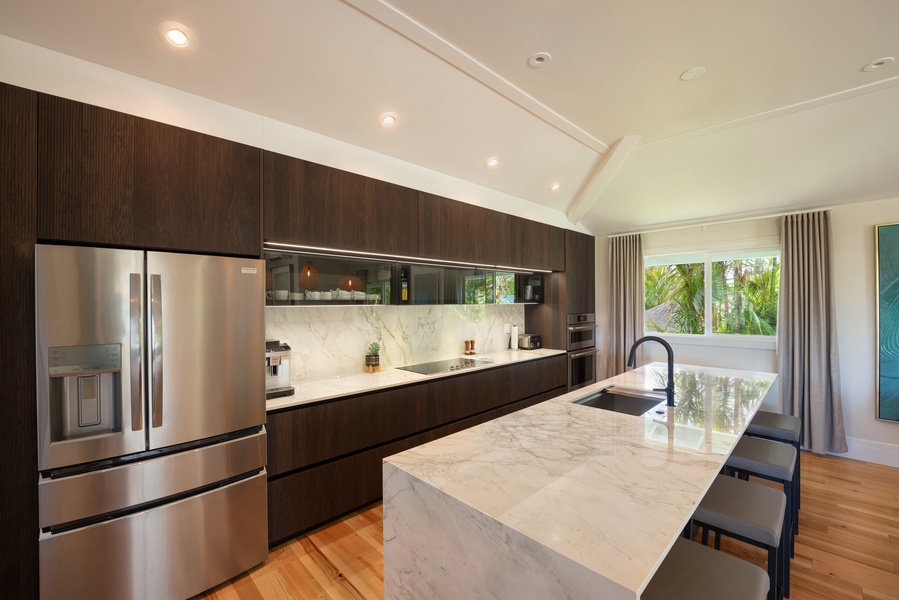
(518, 333, 542, 350)
(35, 245, 268, 600)
(567, 313, 596, 351)
(265, 340, 295, 399)
(567, 313, 596, 391)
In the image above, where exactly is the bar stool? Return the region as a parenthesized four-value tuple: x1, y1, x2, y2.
(745, 410, 802, 535)
(689, 474, 787, 600)
(726, 434, 798, 567)
(642, 537, 769, 600)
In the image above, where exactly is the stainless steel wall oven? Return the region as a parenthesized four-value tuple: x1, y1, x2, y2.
(567, 313, 596, 351)
(567, 313, 596, 390)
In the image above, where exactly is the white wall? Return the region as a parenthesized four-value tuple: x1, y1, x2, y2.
(596, 200, 899, 467)
(830, 196, 899, 467)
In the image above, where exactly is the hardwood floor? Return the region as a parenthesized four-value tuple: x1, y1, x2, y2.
(195, 452, 899, 599)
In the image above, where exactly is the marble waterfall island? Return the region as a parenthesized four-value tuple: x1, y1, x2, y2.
(383, 363, 777, 600)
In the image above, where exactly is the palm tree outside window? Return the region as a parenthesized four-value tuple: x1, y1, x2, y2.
(644, 251, 780, 336)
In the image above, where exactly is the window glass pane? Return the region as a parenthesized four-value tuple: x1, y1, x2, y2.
(711, 257, 780, 335)
(644, 262, 706, 334)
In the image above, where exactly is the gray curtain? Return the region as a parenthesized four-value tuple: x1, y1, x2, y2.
(606, 234, 644, 376)
(778, 211, 848, 454)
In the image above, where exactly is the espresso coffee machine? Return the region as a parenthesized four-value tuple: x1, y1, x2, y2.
(265, 340, 295, 400)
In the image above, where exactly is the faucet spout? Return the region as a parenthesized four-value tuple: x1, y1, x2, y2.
(626, 336, 675, 407)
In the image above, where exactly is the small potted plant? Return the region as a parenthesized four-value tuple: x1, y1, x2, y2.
(365, 341, 381, 373)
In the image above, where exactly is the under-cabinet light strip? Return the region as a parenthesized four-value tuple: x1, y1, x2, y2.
(264, 242, 550, 272)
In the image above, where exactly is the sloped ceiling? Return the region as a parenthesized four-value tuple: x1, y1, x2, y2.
(1, 0, 898, 234)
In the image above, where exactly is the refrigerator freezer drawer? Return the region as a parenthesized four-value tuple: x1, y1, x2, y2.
(40, 470, 267, 600)
(39, 429, 266, 529)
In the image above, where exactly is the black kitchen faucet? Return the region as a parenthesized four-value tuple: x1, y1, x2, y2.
(626, 335, 675, 407)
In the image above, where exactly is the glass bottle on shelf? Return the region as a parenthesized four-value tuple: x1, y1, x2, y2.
(401, 269, 409, 303)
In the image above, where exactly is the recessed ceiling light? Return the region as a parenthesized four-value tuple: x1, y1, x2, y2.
(549, 182, 561, 192)
(485, 157, 499, 168)
(378, 113, 398, 128)
(862, 57, 894, 72)
(157, 21, 195, 52)
(680, 67, 706, 81)
(528, 52, 552, 68)
(165, 28, 189, 47)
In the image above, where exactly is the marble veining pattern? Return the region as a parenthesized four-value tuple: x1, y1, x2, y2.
(383, 364, 777, 600)
(265, 304, 524, 383)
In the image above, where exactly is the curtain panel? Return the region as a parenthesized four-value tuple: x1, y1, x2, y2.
(606, 234, 644, 377)
(778, 211, 848, 453)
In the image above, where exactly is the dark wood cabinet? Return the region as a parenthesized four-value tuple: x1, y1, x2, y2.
(418, 368, 509, 429)
(508, 354, 567, 400)
(266, 386, 421, 476)
(266, 355, 567, 544)
(268, 435, 420, 545)
(509, 216, 565, 271)
(524, 231, 596, 350)
(36, 94, 261, 256)
(263, 151, 420, 256)
(0, 82, 39, 599)
(565, 230, 596, 314)
(419, 192, 511, 266)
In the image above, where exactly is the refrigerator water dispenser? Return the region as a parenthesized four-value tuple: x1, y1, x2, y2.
(47, 344, 122, 442)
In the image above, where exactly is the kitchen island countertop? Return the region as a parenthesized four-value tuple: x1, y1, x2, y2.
(266, 347, 567, 412)
(382, 362, 777, 600)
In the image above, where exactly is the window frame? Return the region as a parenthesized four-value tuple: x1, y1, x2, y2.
(643, 245, 780, 350)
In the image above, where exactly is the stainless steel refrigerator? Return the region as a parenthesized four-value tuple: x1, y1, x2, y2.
(35, 244, 268, 600)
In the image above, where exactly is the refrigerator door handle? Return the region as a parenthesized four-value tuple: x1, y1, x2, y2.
(129, 273, 143, 431)
(150, 273, 164, 428)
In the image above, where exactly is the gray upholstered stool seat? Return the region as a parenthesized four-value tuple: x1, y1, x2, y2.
(746, 410, 802, 535)
(746, 411, 801, 443)
(725, 436, 796, 597)
(690, 474, 787, 600)
(642, 537, 769, 600)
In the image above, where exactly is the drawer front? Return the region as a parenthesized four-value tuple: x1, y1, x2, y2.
(419, 368, 509, 430)
(268, 436, 420, 545)
(267, 386, 421, 476)
(40, 472, 267, 600)
(508, 355, 568, 401)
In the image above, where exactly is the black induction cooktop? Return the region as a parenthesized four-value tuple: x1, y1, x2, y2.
(396, 357, 492, 375)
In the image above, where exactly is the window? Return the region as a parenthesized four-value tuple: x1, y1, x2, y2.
(644, 251, 780, 337)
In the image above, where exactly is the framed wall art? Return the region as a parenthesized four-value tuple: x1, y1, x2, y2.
(876, 222, 899, 422)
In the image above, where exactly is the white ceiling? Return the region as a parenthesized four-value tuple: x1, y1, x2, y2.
(2, 0, 898, 235)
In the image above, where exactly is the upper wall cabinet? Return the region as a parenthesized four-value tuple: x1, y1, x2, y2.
(418, 193, 511, 266)
(263, 151, 420, 257)
(509, 216, 566, 272)
(565, 230, 596, 315)
(36, 94, 261, 256)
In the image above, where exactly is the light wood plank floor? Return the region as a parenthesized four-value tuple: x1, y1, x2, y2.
(195, 452, 899, 600)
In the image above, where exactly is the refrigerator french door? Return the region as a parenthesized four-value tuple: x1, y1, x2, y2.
(35, 244, 268, 600)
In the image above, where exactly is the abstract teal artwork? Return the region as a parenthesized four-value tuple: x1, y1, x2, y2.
(877, 223, 899, 422)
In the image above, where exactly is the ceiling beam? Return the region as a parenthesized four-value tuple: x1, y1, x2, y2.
(342, 0, 609, 154)
(566, 135, 641, 225)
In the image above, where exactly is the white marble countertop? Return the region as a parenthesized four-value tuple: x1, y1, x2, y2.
(383, 362, 777, 600)
(266, 348, 567, 411)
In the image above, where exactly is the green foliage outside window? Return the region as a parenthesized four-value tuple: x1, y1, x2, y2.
(644, 255, 779, 336)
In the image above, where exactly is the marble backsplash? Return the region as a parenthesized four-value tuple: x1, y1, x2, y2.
(266, 304, 525, 383)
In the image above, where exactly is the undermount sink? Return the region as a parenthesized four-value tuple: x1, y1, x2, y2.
(571, 387, 666, 416)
